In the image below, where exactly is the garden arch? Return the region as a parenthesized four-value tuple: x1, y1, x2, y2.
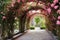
(1, 0, 60, 40)
(16, 2, 52, 33)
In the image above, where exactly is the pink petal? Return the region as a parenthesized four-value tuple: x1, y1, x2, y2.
(57, 10, 60, 14)
(47, 8, 51, 14)
(54, 5, 58, 9)
(17, 0, 20, 3)
(53, 0, 58, 4)
(56, 20, 60, 25)
(51, 3, 55, 7)
(58, 16, 60, 19)
(11, 3, 14, 7)
(2, 16, 6, 19)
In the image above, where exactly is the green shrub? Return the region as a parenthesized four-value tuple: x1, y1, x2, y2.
(40, 27, 46, 29)
(30, 27, 35, 30)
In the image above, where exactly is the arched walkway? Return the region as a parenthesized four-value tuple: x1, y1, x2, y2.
(15, 11, 55, 40)
(0, 0, 60, 40)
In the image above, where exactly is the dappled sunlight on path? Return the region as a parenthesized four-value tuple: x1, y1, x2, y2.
(15, 27, 55, 40)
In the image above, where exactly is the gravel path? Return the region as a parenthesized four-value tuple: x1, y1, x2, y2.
(15, 27, 55, 40)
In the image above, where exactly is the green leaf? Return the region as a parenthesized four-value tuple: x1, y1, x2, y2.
(50, 0, 53, 3)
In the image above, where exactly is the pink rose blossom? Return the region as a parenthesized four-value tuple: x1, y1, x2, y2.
(57, 10, 60, 14)
(2, 16, 6, 19)
(51, 3, 55, 7)
(11, 3, 14, 7)
(17, 0, 20, 3)
(53, 0, 58, 4)
(56, 20, 60, 25)
(58, 16, 60, 20)
(47, 8, 51, 14)
(54, 5, 58, 9)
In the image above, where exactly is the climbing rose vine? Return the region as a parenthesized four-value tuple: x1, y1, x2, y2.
(12, 0, 60, 25)
(50, 0, 60, 25)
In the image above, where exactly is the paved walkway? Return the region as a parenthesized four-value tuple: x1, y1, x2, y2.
(15, 27, 55, 40)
